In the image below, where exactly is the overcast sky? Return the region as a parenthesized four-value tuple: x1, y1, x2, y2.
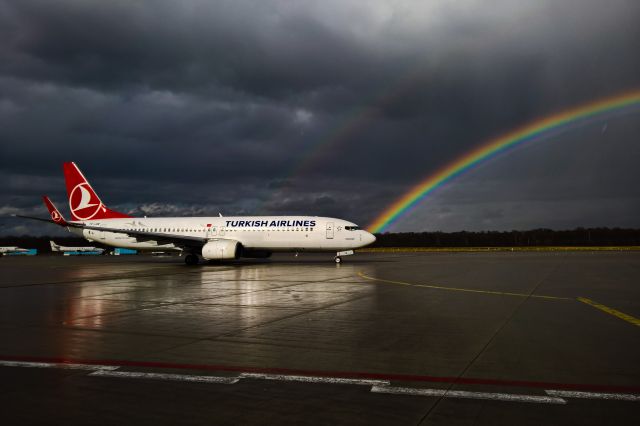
(1, 0, 639, 235)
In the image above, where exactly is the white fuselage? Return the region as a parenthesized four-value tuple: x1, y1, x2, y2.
(0, 246, 28, 253)
(52, 244, 104, 253)
(70, 216, 376, 253)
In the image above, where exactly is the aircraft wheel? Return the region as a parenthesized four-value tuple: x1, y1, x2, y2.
(185, 254, 199, 265)
(334, 256, 342, 264)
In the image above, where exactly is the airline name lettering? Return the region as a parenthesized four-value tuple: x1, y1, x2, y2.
(225, 220, 316, 228)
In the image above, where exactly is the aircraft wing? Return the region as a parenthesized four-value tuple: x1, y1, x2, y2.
(14, 215, 211, 250)
(71, 222, 208, 249)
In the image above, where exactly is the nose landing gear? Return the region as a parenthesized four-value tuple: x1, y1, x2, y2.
(334, 250, 353, 264)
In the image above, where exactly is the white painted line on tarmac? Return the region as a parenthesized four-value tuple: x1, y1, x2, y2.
(89, 370, 239, 384)
(546, 390, 640, 402)
(5, 360, 638, 403)
(239, 372, 390, 386)
(0, 360, 119, 371)
(371, 385, 567, 404)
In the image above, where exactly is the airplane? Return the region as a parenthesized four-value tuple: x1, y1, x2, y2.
(50, 240, 105, 254)
(0, 246, 29, 254)
(17, 162, 376, 265)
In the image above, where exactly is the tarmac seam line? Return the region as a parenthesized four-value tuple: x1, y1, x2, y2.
(65, 274, 354, 324)
(152, 274, 371, 353)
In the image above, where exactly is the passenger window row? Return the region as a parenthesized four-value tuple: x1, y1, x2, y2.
(123, 227, 316, 233)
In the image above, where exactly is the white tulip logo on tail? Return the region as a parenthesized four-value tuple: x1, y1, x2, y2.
(50, 210, 62, 222)
(69, 183, 104, 220)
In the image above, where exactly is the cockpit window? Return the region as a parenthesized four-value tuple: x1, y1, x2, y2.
(345, 226, 360, 231)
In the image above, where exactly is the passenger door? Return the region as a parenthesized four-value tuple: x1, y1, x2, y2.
(326, 222, 334, 239)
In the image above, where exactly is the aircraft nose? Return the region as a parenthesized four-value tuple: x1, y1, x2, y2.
(364, 231, 376, 246)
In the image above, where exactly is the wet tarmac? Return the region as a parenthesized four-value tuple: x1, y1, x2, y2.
(1, 252, 639, 425)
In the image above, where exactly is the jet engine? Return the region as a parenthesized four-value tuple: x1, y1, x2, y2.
(201, 240, 241, 260)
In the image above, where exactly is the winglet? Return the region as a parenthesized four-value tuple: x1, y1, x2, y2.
(43, 195, 70, 226)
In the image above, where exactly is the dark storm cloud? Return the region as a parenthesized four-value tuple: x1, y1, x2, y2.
(1, 0, 639, 234)
(1, 0, 382, 96)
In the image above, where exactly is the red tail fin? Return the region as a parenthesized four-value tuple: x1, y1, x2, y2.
(63, 162, 131, 221)
(42, 195, 69, 226)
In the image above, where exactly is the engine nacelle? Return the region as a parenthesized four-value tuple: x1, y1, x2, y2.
(201, 240, 241, 260)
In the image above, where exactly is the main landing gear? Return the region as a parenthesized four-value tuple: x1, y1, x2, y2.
(334, 250, 354, 264)
(184, 254, 199, 265)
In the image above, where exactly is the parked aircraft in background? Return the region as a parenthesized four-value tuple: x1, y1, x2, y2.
(50, 240, 104, 253)
(0, 246, 29, 254)
(18, 162, 376, 264)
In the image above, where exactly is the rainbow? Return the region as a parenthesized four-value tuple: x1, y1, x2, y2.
(368, 89, 640, 233)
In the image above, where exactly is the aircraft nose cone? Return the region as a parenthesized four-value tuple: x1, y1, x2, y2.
(365, 231, 376, 246)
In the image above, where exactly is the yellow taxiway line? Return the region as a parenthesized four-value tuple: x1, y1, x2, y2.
(357, 272, 640, 328)
(357, 272, 570, 301)
(577, 298, 640, 327)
